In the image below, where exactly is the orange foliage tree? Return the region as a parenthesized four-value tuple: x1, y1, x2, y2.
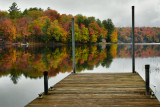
(0, 18, 16, 41)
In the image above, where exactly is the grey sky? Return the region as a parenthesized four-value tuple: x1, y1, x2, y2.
(0, 0, 160, 27)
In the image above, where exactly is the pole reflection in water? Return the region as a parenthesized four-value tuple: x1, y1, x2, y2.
(0, 44, 160, 107)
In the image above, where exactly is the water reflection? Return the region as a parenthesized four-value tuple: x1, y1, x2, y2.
(0, 44, 160, 84)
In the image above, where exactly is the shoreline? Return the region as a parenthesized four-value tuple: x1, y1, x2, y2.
(1, 42, 160, 46)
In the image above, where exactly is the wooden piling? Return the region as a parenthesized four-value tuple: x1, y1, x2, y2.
(72, 18, 76, 73)
(43, 71, 48, 95)
(132, 6, 136, 73)
(26, 73, 160, 106)
(145, 65, 150, 95)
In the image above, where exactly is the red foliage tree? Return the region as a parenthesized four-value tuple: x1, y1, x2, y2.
(44, 10, 60, 21)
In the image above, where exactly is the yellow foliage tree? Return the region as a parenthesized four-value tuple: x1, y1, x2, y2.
(110, 29, 118, 43)
(47, 20, 67, 42)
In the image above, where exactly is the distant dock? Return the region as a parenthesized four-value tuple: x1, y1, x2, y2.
(25, 73, 160, 107)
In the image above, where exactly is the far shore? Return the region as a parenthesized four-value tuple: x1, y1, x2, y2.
(1, 42, 160, 46)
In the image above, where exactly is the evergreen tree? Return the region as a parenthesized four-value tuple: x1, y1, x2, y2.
(47, 7, 51, 10)
(76, 14, 85, 27)
(96, 19, 103, 28)
(8, 2, 21, 19)
(83, 19, 90, 27)
(102, 19, 114, 42)
(88, 17, 96, 23)
(83, 17, 96, 27)
(23, 9, 28, 16)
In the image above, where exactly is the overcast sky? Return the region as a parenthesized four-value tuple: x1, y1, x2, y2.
(0, 0, 160, 27)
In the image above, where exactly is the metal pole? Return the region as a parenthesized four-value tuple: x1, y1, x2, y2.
(145, 65, 150, 95)
(72, 18, 76, 73)
(132, 6, 135, 73)
(43, 71, 48, 95)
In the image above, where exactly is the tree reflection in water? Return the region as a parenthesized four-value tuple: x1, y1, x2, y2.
(0, 44, 160, 84)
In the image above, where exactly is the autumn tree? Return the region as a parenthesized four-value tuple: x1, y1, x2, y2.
(80, 24, 89, 43)
(0, 4, 117, 43)
(74, 24, 81, 42)
(110, 29, 118, 43)
(28, 23, 43, 41)
(101, 27, 108, 40)
(0, 11, 9, 18)
(88, 28, 97, 43)
(60, 14, 72, 24)
(117, 27, 160, 43)
(27, 10, 44, 20)
(88, 23, 101, 42)
(15, 17, 31, 42)
(59, 14, 72, 32)
(44, 10, 60, 21)
(0, 19, 16, 41)
(28, 16, 48, 41)
(47, 20, 67, 42)
(32, 25, 43, 39)
(59, 14, 72, 42)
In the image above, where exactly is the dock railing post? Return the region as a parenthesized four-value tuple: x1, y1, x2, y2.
(132, 6, 136, 73)
(72, 18, 76, 73)
(43, 71, 48, 95)
(145, 65, 150, 95)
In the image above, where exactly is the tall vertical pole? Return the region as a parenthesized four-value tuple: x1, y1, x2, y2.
(132, 6, 135, 73)
(43, 71, 48, 95)
(72, 18, 76, 73)
(145, 65, 150, 95)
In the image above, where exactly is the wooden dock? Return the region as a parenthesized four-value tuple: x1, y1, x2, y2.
(26, 73, 160, 107)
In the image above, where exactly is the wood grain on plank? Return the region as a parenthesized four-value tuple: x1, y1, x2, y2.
(25, 73, 160, 107)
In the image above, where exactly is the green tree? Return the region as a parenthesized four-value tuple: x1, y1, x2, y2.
(102, 19, 114, 42)
(41, 18, 51, 43)
(88, 17, 96, 23)
(47, 7, 51, 10)
(96, 19, 103, 28)
(83, 18, 90, 27)
(83, 17, 96, 27)
(8, 2, 22, 19)
(28, 7, 43, 11)
(76, 14, 85, 27)
(22, 9, 28, 16)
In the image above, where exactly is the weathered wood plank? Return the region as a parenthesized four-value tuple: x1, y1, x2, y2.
(25, 73, 160, 107)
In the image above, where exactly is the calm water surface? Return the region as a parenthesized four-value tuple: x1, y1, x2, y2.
(0, 44, 160, 107)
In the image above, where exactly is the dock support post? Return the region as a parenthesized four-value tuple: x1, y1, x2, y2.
(43, 71, 48, 95)
(72, 18, 76, 73)
(145, 65, 150, 95)
(132, 6, 136, 73)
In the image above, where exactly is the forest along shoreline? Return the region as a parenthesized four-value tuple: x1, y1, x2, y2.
(1, 2, 160, 46)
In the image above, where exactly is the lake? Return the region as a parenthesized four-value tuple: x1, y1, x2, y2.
(0, 44, 160, 107)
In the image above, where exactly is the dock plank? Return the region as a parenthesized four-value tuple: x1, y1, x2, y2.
(25, 73, 160, 107)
